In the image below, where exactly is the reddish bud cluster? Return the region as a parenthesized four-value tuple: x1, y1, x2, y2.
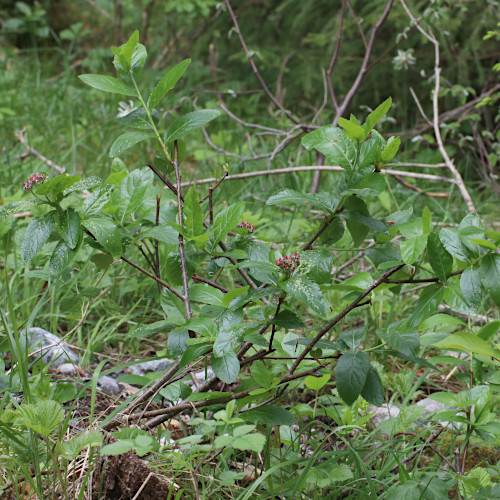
(23, 173, 47, 190)
(238, 220, 255, 233)
(276, 252, 300, 273)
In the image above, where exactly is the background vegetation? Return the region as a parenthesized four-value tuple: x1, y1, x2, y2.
(0, 1, 499, 498)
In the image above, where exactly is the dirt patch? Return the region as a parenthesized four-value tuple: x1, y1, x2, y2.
(92, 451, 173, 499)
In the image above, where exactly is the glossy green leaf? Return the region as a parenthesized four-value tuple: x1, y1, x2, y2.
(35, 175, 80, 197)
(82, 218, 122, 257)
(21, 212, 56, 261)
(57, 208, 80, 249)
(212, 351, 240, 384)
(207, 202, 245, 251)
(78, 74, 136, 96)
(400, 234, 428, 265)
(338, 117, 365, 141)
(184, 187, 204, 237)
(363, 97, 392, 135)
(0, 199, 43, 218)
(242, 405, 295, 425)
(381, 135, 401, 162)
(361, 365, 384, 405)
(336, 351, 370, 405)
(112, 30, 139, 72)
(479, 254, 500, 307)
(79, 185, 114, 219)
(433, 332, 500, 359)
(305, 373, 330, 391)
(282, 277, 326, 315)
(302, 126, 356, 172)
(251, 361, 273, 389)
(49, 241, 75, 274)
(427, 232, 453, 282)
(377, 324, 420, 356)
(164, 109, 220, 143)
(148, 58, 191, 110)
(109, 130, 154, 157)
(407, 284, 444, 328)
(460, 267, 482, 310)
(439, 228, 471, 262)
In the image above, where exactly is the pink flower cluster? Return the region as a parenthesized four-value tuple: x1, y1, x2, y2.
(276, 252, 300, 272)
(238, 220, 255, 233)
(23, 173, 47, 190)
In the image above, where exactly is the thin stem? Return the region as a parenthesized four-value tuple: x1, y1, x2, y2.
(173, 140, 192, 320)
(285, 264, 404, 376)
(192, 274, 228, 293)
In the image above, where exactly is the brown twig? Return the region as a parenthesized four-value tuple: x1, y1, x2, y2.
(192, 274, 229, 293)
(285, 264, 404, 376)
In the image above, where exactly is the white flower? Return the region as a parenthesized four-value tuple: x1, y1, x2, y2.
(392, 49, 416, 71)
(117, 100, 137, 118)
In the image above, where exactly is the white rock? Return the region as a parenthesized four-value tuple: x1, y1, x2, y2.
(126, 358, 175, 376)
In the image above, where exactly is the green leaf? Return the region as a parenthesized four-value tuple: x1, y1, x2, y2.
(60, 431, 103, 460)
(0, 199, 44, 217)
(479, 254, 500, 307)
(361, 366, 384, 405)
(16, 400, 64, 437)
(79, 185, 114, 219)
(305, 374, 330, 391)
(470, 238, 496, 250)
(460, 267, 482, 310)
(434, 332, 500, 359)
(190, 284, 224, 306)
(427, 232, 453, 282)
(113, 42, 148, 78)
(148, 59, 191, 110)
(363, 97, 392, 135)
(282, 277, 326, 315)
(298, 249, 333, 285)
(400, 234, 428, 265)
(49, 241, 75, 274)
(112, 30, 139, 72)
(184, 187, 204, 237)
(57, 208, 80, 249)
(64, 176, 106, 195)
(168, 329, 189, 355)
(21, 212, 56, 261)
(108, 167, 154, 218)
(207, 202, 245, 251)
(78, 74, 136, 96)
(242, 405, 296, 425)
(338, 117, 365, 141)
(478, 321, 500, 341)
(212, 351, 240, 384)
(335, 351, 370, 405)
(439, 228, 471, 262)
(164, 109, 220, 143)
(377, 324, 420, 356)
(35, 175, 81, 197)
(407, 284, 444, 328)
(100, 440, 134, 456)
(82, 218, 122, 257)
(109, 131, 154, 157)
(302, 126, 356, 173)
(381, 135, 401, 162)
(266, 188, 339, 213)
(343, 196, 368, 246)
(251, 361, 273, 389)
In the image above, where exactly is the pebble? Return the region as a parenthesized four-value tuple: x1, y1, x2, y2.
(57, 363, 78, 376)
(21, 327, 79, 369)
(98, 375, 122, 395)
(125, 358, 176, 376)
(368, 403, 401, 427)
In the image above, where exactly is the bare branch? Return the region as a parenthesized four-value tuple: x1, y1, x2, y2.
(399, 0, 476, 212)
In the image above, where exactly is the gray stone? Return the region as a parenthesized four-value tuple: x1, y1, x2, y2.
(368, 404, 401, 427)
(21, 327, 79, 369)
(125, 358, 175, 376)
(57, 363, 77, 376)
(98, 375, 121, 395)
(193, 367, 215, 384)
(415, 397, 449, 416)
